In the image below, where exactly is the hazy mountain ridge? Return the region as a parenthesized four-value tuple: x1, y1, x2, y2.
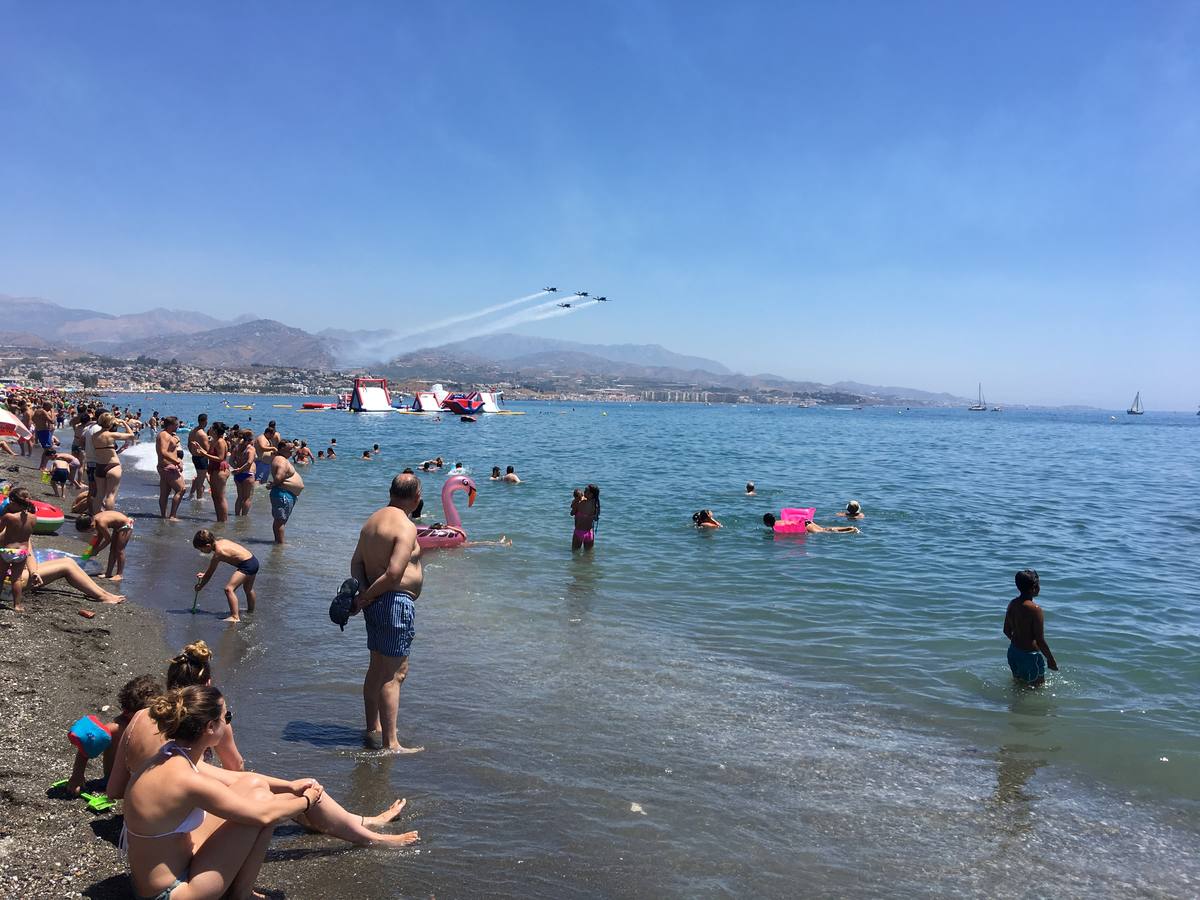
(111, 319, 335, 369)
(2, 296, 970, 403)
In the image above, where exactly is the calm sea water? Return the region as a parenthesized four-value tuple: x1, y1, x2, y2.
(103, 396, 1198, 897)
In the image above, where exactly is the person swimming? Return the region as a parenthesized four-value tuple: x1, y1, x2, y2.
(839, 500, 864, 520)
(693, 509, 722, 528)
(745, 482, 756, 496)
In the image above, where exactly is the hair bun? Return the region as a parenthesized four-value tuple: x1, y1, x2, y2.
(184, 641, 212, 662)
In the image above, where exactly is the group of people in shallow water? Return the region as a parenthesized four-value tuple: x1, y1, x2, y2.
(691, 496, 865, 534)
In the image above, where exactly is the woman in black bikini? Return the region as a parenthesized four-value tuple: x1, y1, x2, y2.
(92, 412, 137, 511)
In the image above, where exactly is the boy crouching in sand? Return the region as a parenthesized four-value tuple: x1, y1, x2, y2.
(192, 529, 259, 622)
(76, 510, 135, 581)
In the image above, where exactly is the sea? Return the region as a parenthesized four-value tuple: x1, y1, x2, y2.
(95, 396, 1198, 898)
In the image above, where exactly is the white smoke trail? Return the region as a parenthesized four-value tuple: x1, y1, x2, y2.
(409, 296, 578, 349)
(350, 290, 553, 362)
(406, 290, 549, 338)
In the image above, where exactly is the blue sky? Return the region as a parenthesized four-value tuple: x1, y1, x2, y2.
(2, 2, 1197, 408)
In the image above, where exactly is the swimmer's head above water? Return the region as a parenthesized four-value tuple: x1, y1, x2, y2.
(762, 513, 777, 528)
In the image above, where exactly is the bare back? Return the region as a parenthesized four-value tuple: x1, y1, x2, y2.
(354, 506, 422, 599)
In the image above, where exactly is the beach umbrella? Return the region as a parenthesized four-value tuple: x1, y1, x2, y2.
(0, 409, 33, 440)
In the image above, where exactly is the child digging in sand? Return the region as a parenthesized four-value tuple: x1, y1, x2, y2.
(64, 674, 162, 796)
(75, 510, 135, 581)
(192, 529, 258, 622)
(1, 487, 37, 612)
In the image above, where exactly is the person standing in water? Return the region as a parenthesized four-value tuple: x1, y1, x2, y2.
(207, 422, 231, 524)
(350, 473, 424, 753)
(571, 484, 600, 551)
(186, 414, 210, 501)
(1003, 569, 1059, 687)
(155, 416, 186, 521)
(268, 440, 304, 544)
(253, 422, 278, 484)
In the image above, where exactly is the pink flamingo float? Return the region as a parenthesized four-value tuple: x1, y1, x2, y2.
(416, 474, 478, 549)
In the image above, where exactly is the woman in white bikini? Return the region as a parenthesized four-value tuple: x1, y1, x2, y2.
(108, 646, 418, 895)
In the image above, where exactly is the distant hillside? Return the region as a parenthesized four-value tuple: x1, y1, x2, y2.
(833, 381, 972, 405)
(0, 296, 232, 347)
(413, 333, 731, 375)
(112, 319, 335, 369)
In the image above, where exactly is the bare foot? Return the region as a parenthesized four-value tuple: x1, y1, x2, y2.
(95, 573, 108, 579)
(223, 615, 241, 623)
(385, 744, 425, 755)
(108, 575, 123, 582)
(13, 603, 25, 612)
(375, 829, 419, 847)
(99, 594, 125, 605)
(168, 516, 180, 522)
(363, 798, 407, 827)
(363, 730, 383, 750)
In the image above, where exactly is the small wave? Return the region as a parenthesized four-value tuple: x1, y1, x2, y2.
(119, 441, 196, 480)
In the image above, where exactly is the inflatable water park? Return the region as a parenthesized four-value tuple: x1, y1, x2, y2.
(333, 377, 515, 415)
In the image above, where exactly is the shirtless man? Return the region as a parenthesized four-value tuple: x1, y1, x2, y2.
(253, 423, 279, 484)
(350, 473, 424, 753)
(31, 402, 56, 452)
(268, 440, 304, 544)
(155, 417, 186, 520)
(1003, 569, 1059, 687)
(187, 414, 210, 500)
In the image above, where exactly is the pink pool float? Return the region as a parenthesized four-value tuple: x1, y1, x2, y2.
(769, 507, 815, 534)
(416, 475, 477, 549)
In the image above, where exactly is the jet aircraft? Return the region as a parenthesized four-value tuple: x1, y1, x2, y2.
(595, 296, 609, 302)
(544, 286, 558, 292)
(575, 291, 589, 297)
(557, 302, 573, 308)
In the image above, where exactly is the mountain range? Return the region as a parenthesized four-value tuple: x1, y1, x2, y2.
(0, 295, 970, 404)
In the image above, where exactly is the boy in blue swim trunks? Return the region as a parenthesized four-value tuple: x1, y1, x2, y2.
(1003, 569, 1059, 687)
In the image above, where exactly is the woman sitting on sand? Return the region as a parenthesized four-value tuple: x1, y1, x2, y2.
(121, 686, 310, 900)
(108, 642, 418, 856)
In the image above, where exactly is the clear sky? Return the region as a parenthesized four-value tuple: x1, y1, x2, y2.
(2, 2, 1197, 408)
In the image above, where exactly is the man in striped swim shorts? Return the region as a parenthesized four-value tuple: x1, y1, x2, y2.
(350, 473, 425, 754)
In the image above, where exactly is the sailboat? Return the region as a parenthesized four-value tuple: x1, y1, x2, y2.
(969, 383, 986, 411)
(1127, 392, 1144, 415)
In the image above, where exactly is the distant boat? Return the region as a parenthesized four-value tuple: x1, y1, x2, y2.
(1127, 392, 1144, 415)
(969, 383, 986, 411)
(990, 406, 1002, 412)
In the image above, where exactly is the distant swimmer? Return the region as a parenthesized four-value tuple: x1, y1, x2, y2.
(1003, 569, 1058, 687)
(692, 509, 722, 528)
(361, 450, 373, 460)
(837, 500, 864, 520)
(502, 465, 521, 484)
(762, 513, 859, 534)
(745, 482, 756, 496)
(490, 466, 502, 480)
(192, 530, 259, 623)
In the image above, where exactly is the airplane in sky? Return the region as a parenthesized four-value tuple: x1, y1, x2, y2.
(575, 291, 589, 297)
(544, 286, 557, 292)
(595, 296, 609, 302)
(557, 302, 573, 308)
